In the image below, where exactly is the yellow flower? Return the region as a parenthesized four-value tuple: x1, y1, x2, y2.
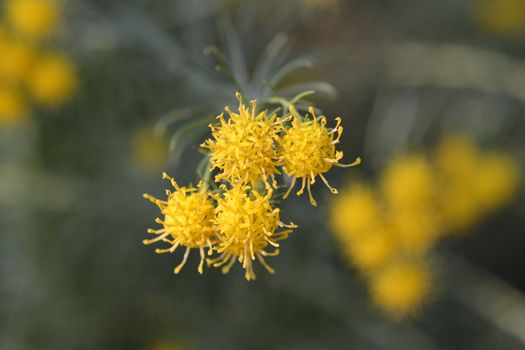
(29, 53, 77, 106)
(370, 259, 431, 319)
(344, 226, 396, 273)
(202, 93, 281, 187)
(435, 136, 483, 232)
(381, 154, 436, 209)
(143, 173, 215, 275)
(6, 0, 60, 39)
(435, 135, 480, 180)
(131, 126, 168, 174)
(473, 0, 525, 36)
(0, 40, 35, 84)
(388, 207, 441, 254)
(280, 106, 360, 206)
(210, 185, 296, 281)
(329, 181, 381, 242)
(474, 152, 520, 213)
(0, 86, 28, 126)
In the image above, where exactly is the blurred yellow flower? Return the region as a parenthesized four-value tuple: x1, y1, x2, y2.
(329, 181, 381, 241)
(143, 173, 216, 275)
(210, 185, 296, 281)
(388, 208, 441, 254)
(202, 93, 281, 187)
(435, 136, 482, 232)
(0, 40, 35, 84)
(381, 154, 436, 209)
(435, 135, 480, 180)
(28, 53, 77, 106)
(6, 0, 60, 39)
(474, 152, 520, 213)
(131, 127, 169, 174)
(473, 0, 525, 36)
(0, 86, 28, 126)
(344, 227, 396, 273)
(370, 260, 431, 319)
(280, 106, 360, 206)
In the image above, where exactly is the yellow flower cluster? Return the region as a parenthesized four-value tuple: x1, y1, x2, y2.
(330, 135, 520, 319)
(144, 93, 360, 281)
(0, 0, 76, 127)
(435, 136, 520, 232)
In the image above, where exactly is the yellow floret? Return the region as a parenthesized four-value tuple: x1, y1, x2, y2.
(280, 106, 360, 206)
(29, 53, 77, 106)
(0, 40, 35, 84)
(143, 173, 216, 274)
(381, 154, 436, 209)
(388, 207, 442, 254)
(344, 227, 396, 273)
(474, 152, 520, 213)
(329, 181, 381, 242)
(6, 0, 60, 39)
(370, 260, 431, 319)
(202, 93, 282, 187)
(210, 185, 296, 281)
(0, 86, 28, 126)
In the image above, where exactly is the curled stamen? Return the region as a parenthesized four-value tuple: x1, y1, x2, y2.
(174, 247, 191, 274)
(335, 157, 362, 168)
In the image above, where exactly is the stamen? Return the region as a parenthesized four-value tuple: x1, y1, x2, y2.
(307, 181, 318, 206)
(162, 172, 180, 190)
(142, 231, 171, 245)
(155, 241, 179, 254)
(261, 249, 280, 257)
(283, 177, 297, 199)
(335, 156, 362, 168)
(197, 247, 205, 274)
(173, 247, 191, 274)
(221, 255, 236, 274)
(297, 177, 307, 196)
(319, 173, 338, 194)
(266, 237, 280, 247)
(257, 253, 275, 274)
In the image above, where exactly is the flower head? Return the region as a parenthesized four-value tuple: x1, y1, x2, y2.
(280, 106, 360, 206)
(0, 39, 35, 84)
(388, 207, 441, 254)
(143, 173, 215, 274)
(330, 181, 381, 241)
(474, 152, 520, 213)
(370, 259, 431, 319)
(202, 92, 281, 187)
(344, 226, 396, 273)
(29, 53, 77, 106)
(381, 154, 436, 209)
(0, 86, 28, 126)
(435, 136, 483, 232)
(210, 185, 296, 281)
(6, 0, 60, 39)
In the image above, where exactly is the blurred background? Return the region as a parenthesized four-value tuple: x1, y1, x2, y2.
(1, 0, 525, 349)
